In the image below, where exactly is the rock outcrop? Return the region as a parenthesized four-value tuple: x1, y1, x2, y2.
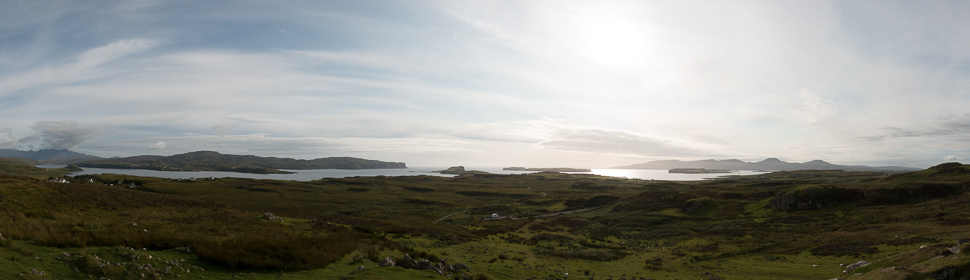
(378, 257, 396, 267)
(843, 260, 869, 274)
(383, 255, 470, 276)
(263, 212, 277, 221)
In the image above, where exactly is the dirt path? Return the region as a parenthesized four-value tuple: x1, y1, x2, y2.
(433, 211, 463, 223)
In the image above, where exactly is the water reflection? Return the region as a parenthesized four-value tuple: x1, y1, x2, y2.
(38, 165, 768, 181)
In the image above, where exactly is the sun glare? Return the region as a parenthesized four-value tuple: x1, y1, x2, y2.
(579, 13, 648, 68)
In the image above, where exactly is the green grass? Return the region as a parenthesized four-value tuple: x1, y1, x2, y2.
(1, 159, 969, 279)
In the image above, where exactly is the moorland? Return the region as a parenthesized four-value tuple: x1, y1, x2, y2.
(1, 159, 969, 280)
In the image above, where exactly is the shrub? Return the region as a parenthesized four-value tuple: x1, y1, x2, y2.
(680, 197, 717, 215)
(769, 185, 862, 211)
(546, 250, 629, 261)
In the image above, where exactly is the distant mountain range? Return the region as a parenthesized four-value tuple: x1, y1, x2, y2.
(74, 151, 407, 174)
(611, 158, 919, 172)
(0, 149, 407, 174)
(0, 148, 103, 164)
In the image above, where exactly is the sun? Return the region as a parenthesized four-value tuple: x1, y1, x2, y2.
(578, 12, 649, 69)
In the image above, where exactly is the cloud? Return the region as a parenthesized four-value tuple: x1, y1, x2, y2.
(945, 155, 959, 162)
(861, 113, 970, 142)
(29, 121, 108, 149)
(213, 122, 238, 134)
(0, 39, 155, 95)
(465, 119, 724, 159)
(538, 127, 721, 158)
(74, 39, 155, 71)
(791, 89, 839, 126)
(91, 133, 475, 155)
(0, 128, 15, 148)
(149, 141, 166, 150)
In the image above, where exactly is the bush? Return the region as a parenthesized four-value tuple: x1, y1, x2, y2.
(769, 185, 862, 211)
(680, 197, 717, 215)
(546, 250, 629, 261)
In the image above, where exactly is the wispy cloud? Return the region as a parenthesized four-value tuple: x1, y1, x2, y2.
(791, 89, 840, 126)
(861, 113, 970, 142)
(3, 1, 970, 168)
(0, 39, 155, 95)
(212, 122, 238, 134)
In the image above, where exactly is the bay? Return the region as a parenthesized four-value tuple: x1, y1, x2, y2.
(37, 165, 769, 181)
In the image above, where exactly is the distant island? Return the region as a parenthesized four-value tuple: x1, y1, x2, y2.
(613, 158, 918, 172)
(503, 167, 592, 172)
(434, 166, 491, 175)
(668, 168, 732, 174)
(73, 151, 406, 174)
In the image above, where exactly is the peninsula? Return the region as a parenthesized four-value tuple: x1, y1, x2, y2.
(668, 168, 732, 174)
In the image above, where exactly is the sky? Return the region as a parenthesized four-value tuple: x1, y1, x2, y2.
(2, 0, 970, 168)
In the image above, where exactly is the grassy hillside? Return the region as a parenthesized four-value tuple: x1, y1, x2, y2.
(2, 161, 969, 279)
(0, 158, 80, 177)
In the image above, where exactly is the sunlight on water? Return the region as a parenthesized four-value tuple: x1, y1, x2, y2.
(39, 165, 770, 181)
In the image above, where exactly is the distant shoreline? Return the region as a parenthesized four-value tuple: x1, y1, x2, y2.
(502, 167, 592, 172)
(39, 166, 773, 182)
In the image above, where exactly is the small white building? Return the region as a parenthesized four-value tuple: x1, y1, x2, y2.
(491, 213, 499, 218)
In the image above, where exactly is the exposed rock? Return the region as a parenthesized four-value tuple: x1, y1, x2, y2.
(379, 257, 396, 267)
(402, 254, 418, 268)
(416, 259, 431, 270)
(927, 267, 958, 280)
(263, 212, 277, 221)
(843, 260, 870, 274)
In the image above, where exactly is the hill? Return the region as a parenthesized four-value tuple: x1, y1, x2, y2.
(0, 158, 81, 177)
(0, 148, 102, 164)
(613, 158, 919, 171)
(74, 150, 406, 174)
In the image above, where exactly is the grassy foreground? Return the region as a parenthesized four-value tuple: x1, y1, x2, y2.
(2, 161, 970, 279)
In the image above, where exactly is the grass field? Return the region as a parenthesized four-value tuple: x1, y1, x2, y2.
(2, 160, 970, 279)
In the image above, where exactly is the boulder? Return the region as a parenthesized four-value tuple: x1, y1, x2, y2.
(379, 257, 396, 267)
(415, 259, 431, 270)
(263, 212, 277, 221)
(402, 254, 418, 268)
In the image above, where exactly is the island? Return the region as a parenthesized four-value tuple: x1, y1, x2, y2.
(434, 166, 491, 175)
(74, 151, 406, 174)
(503, 167, 592, 172)
(668, 168, 732, 174)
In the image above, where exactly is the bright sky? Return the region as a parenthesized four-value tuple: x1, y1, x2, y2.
(2, 0, 970, 168)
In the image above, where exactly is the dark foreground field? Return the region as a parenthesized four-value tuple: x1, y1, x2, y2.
(2, 160, 970, 279)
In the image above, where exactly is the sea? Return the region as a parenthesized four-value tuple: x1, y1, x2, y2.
(36, 165, 770, 181)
